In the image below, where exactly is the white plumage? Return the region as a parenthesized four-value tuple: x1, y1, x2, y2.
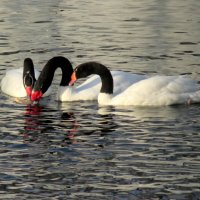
(98, 75, 200, 106)
(58, 71, 145, 101)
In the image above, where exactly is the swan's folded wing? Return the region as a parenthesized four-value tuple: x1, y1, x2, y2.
(111, 76, 200, 106)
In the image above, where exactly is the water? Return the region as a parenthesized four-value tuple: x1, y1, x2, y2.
(0, 0, 200, 199)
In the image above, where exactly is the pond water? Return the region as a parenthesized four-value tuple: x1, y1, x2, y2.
(0, 0, 200, 199)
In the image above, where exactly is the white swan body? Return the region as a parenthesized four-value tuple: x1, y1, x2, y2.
(1, 68, 51, 98)
(58, 71, 146, 101)
(98, 75, 200, 106)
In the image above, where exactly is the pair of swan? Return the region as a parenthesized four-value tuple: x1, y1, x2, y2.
(1, 56, 139, 103)
(1, 56, 200, 106)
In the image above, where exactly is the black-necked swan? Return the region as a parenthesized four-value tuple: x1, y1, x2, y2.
(1, 58, 51, 99)
(31, 56, 145, 103)
(69, 62, 200, 106)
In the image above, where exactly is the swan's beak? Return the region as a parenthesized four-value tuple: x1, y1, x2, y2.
(31, 90, 43, 102)
(69, 72, 77, 86)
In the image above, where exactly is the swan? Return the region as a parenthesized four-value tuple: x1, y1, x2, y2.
(1, 58, 51, 98)
(69, 62, 200, 106)
(31, 56, 144, 102)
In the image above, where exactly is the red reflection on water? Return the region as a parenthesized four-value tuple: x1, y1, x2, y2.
(22, 105, 78, 145)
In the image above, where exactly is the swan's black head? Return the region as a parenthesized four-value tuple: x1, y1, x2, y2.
(23, 58, 36, 98)
(31, 56, 73, 102)
(75, 62, 97, 78)
(69, 62, 113, 94)
(69, 62, 99, 86)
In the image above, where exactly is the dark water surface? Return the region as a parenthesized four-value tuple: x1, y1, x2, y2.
(0, 0, 200, 199)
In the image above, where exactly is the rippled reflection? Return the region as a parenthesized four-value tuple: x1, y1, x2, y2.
(20, 104, 79, 146)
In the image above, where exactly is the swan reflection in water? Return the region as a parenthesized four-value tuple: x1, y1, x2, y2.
(21, 101, 118, 147)
(21, 104, 78, 145)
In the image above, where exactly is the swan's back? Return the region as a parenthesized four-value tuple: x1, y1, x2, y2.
(111, 75, 200, 106)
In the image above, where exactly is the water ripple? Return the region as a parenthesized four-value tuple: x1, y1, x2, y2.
(0, 0, 200, 199)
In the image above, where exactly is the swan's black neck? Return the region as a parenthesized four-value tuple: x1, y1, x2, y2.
(23, 58, 36, 87)
(75, 62, 113, 94)
(33, 56, 73, 94)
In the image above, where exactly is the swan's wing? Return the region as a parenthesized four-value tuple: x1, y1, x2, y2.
(111, 75, 200, 106)
(111, 71, 146, 95)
